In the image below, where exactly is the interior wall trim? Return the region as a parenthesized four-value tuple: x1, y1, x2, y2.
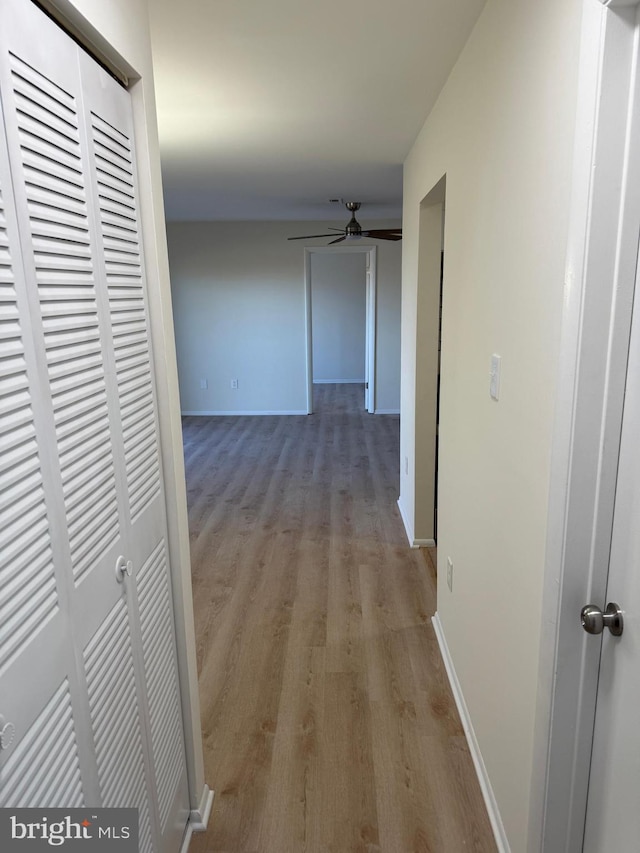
(432, 613, 510, 853)
(397, 497, 434, 548)
(35, 0, 132, 84)
(179, 786, 215, 852)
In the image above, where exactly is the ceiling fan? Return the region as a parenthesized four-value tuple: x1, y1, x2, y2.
(288, 202, 402, 244)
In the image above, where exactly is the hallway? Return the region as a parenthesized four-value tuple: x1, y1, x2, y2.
(183, 384, 495, 852)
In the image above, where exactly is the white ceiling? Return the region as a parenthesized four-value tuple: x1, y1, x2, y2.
(148, 0, 486, 221)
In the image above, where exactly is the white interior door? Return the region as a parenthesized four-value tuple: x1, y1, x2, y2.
(582, 250, 640, 849)
(0, 3, 189, 851)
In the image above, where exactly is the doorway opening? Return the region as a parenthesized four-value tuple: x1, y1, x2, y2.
(412, 177, 446, 548)
(304, 246, 377, 414)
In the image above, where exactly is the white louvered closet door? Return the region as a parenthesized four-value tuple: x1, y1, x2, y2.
(0, 72, 93, 814)
(0, 3, 189, 853)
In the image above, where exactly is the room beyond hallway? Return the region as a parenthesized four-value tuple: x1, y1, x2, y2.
(312, 381, 366, 414)
(183, 384, 496, 852)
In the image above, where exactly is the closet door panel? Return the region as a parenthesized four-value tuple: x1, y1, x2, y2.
(79, 51, 190, 853)
(80, 64, 161, 527)
(0, 78, 88, 809)
(2, 31, 123, 593)
(0, 0, 140, 813)
(92, 109, 161, 523)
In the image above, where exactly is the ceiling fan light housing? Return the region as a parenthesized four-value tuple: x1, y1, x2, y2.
(345, 214, 363, 238)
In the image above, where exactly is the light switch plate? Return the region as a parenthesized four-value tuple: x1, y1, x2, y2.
(490, 354, 501, 400)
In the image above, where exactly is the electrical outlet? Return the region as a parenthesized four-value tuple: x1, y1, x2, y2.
(200, 379, 208, 390)
(230, 379, 239, 389)
(446, 557, 454, 592)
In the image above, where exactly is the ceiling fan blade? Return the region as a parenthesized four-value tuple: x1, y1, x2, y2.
(361, 231, 402, 241)
(328, 236, 347, 245)
(287, 233, 344, 240)
(363, 229, 402, 236)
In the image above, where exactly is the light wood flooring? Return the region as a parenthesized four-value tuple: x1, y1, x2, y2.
(183, 384, 496, 853)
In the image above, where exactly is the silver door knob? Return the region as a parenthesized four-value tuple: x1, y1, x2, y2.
(581, 602, 624, 636)
(0, 716, 15, 750)
(115, 556, 133, 583)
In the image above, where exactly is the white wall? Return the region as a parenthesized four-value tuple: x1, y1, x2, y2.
(399, 0, 584, 846)
(167, 220, 402, 414)
(311, 252, 366, 383)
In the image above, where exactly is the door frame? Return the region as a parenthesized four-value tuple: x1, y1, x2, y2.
(304, 245, 377, 414)
(33, 0, 210, 832)
(365, 253, 376, 413)
(532, 0, 640, 849)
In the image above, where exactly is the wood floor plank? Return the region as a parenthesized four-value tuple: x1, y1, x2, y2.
(423, 735, 497, 852)
(321, 671, 380, 853)
(184, 384, 497, 852)
(258, 645, 326, 853)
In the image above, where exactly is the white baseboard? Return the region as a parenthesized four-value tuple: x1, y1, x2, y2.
(397, 497, 415, 545)
(181, 410, 308, 416)
(180, 785, 215, 852)
(396, 498, 435, 548)
(312, 379, 365, 384)
(431, 614, 510, 853)
(374, 408, 400, 415)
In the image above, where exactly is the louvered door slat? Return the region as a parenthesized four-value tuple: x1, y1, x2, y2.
(29, 218, 90, 242)
(94, 149, 133, 179)
(1, 451, 40, 499)
(35, 243, 93, 261)
(0, 393, 34, 448)
(50, 363, 104, 395)
(22, 165, 86, 202)
(27, 198, 88, 229)
(18, 127, 82, 171)
(22, 150, 84, 191)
